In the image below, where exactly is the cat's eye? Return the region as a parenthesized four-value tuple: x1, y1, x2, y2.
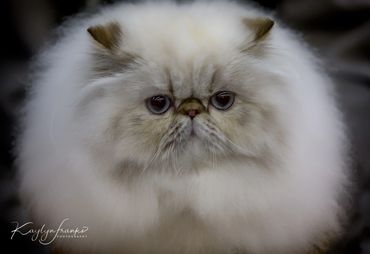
(210, 91, 235, 110)
(146, 95, 172, 114)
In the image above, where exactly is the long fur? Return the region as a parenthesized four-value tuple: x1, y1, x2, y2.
(16, 1, 350, 253)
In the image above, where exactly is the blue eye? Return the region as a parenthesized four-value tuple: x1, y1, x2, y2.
(146, 95, 172, 114)
(210, 91, 235, 110)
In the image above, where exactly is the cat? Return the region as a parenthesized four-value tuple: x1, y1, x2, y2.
(16, 0, 351, 253)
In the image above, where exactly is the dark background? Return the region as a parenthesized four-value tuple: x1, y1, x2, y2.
(0, 0, 369, 253)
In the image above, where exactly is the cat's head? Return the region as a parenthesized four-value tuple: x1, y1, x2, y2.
(79, 7, 288, 174)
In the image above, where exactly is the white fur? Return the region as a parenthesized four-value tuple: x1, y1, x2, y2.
(17, 1, 350, 253)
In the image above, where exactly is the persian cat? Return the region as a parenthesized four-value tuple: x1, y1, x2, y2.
(17, 0, 350, 253)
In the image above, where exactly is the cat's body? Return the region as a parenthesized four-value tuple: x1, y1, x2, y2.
(17, 1, 350, 253)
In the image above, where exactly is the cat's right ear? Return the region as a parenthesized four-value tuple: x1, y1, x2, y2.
(87, 22, 122, 52)
(87, 22, 137, 77)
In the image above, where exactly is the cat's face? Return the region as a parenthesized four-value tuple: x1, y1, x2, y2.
(81, 18, 285, 173)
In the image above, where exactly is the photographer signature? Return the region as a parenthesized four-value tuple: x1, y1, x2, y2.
(10, 218, 88, 245)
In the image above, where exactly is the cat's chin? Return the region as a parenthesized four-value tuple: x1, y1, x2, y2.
(178, 137, 217, 166)
(180, 121, 213, 152)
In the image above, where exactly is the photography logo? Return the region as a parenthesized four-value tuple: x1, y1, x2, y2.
(10, 218, 88, 245)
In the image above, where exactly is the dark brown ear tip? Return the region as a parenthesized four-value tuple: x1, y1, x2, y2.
(266, 19, 275, 29)
(86, 22, 122, 50)
(86, 25, 101, 42)
(264, 19, 275, 36)
(243, 17, 275, 43)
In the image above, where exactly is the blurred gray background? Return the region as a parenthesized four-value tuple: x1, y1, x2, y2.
(0, 0, 369, 253)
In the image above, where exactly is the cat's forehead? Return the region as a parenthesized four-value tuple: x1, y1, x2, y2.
(130, 57, 219, 100)
(165, 59, 219, 99)
(121, 20, 242, 98)
(123, 15, 243, 64)
(89, 3, 275, 98)
(107, 6, 244, 69)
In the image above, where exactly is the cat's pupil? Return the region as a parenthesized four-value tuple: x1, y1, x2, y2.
(152, 96, 166, 108)
(216, 93, 231, 105)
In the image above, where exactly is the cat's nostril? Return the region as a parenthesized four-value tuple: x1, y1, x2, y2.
(187, 109, 199, 119)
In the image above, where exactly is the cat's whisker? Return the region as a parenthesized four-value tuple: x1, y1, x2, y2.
(171, 145, 182, 175)
(224, 137, 246, 152)
(195, 120, 233, 154)
(140, 138, 166, 175)
(210, 149, 216, 170)
(201, 120, 248, 155)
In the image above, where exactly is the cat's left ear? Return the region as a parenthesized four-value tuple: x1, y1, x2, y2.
(242, 17, 274, 51)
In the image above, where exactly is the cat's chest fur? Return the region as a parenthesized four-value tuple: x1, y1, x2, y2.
(65, 162, 328, 254)
(112, 169, 239, 253)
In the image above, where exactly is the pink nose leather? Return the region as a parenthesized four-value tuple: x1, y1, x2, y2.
(187, 109, 199, 119)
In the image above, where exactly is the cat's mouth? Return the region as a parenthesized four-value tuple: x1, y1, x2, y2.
(190, 127, 196, 137)
(159, 117, 228, 156)
(184, 119, 202, 140)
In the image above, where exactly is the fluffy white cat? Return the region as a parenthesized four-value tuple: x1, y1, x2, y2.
(17, 1, 350, 253)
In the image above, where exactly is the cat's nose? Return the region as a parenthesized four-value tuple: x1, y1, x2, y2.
(177, 98, 205, 119)
(187, 109, 198, 119)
